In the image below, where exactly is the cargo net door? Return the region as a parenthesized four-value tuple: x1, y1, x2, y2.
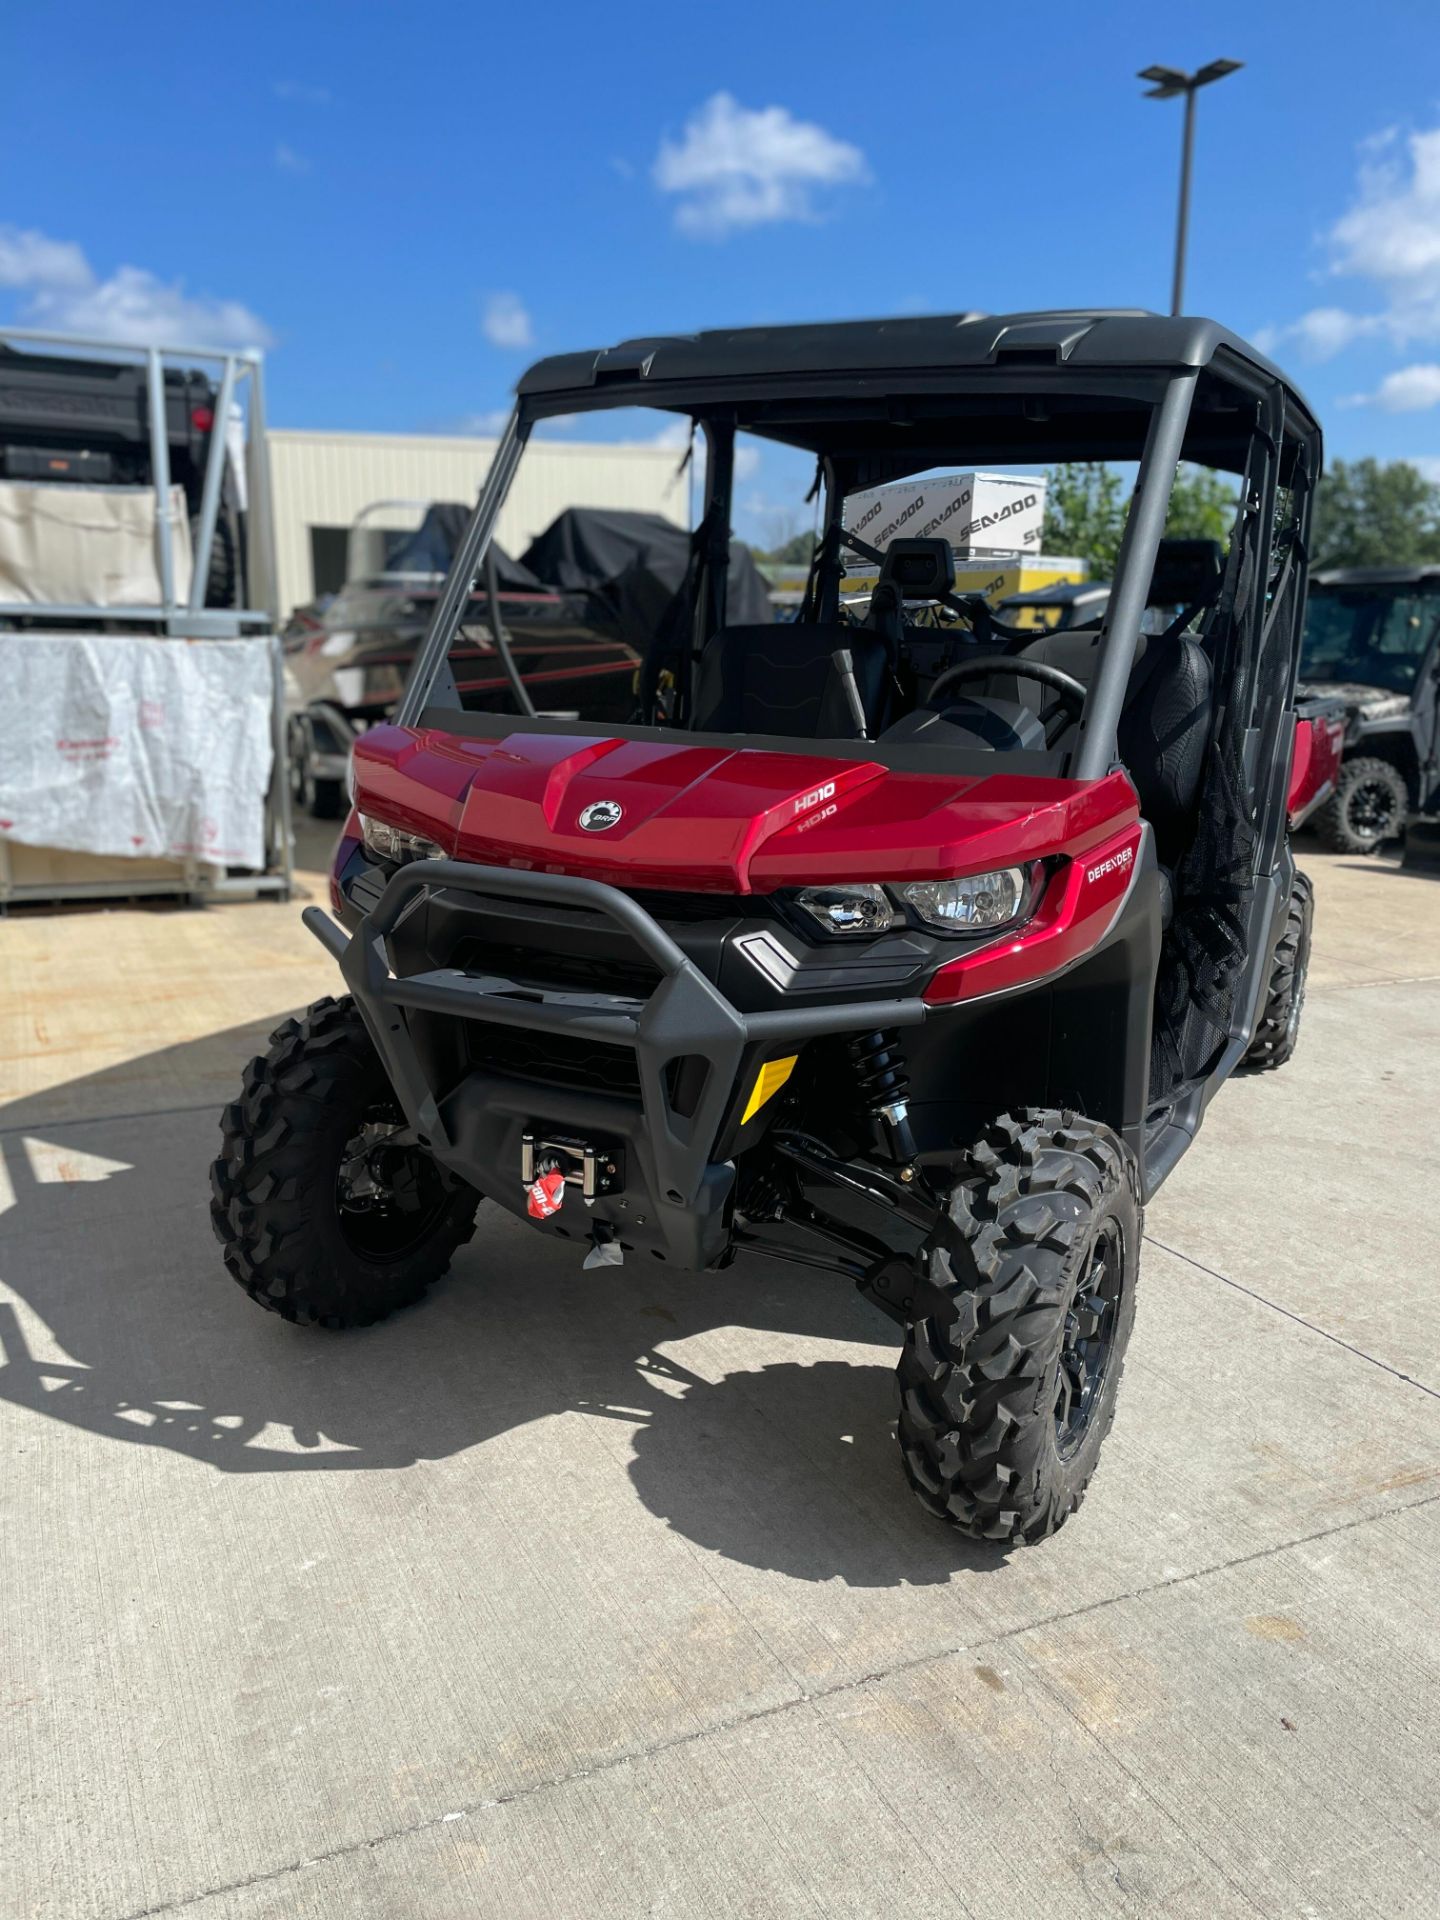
(1150, 436, 1307, 1103)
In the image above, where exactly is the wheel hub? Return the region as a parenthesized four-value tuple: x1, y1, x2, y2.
(1055, 1220, 1124, 1456)
(335, 1107, 452, 1257)
(1350, 781, 1397, 837)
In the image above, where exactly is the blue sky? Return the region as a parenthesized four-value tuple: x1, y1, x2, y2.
(5, 0, 1440, 538)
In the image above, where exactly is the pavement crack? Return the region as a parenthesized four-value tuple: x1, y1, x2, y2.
(1146, 1233, 1440, 1400)
(0, 1098, 220, 1139)
(111, 1486, 1440, 1920)
(1310, 971, 1440, 994)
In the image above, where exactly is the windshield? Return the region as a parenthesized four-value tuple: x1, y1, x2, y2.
(1301, 587, 1440, 693)
(408, 375, 1256, 783)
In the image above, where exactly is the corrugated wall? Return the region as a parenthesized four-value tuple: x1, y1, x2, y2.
(267, 429, 690, 614)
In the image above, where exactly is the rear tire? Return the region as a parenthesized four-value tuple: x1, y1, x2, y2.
(289, 722, 345, 820)
(1244, 870, 1313, 1071)
(210, 996, 478, 1327)
(189, 510, 237, 609)
(1314, 756, 1408, 854)
(897, 1110, 1141, 1545)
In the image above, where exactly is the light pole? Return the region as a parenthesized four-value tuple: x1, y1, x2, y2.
(1138, 59, 1242, 315)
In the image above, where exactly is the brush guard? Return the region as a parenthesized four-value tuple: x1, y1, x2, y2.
(304, 860, 927, 1269)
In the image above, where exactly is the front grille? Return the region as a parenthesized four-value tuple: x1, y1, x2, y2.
(449, 937, 661, 1000)
(467, 1023, 641, 1100)
(625, 889, 773, 925)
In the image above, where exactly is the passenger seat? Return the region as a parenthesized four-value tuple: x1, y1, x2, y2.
(1011, 627, 1212, 866)
(690, 623, 893, 738)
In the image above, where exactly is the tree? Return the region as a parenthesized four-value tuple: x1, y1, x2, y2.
(755, 529, 816, 567)
(1166, 465, 1238, 545)
(1044, 462, 1239, 578)
(1309, 458, 1440, 571)
(1043, 463, 1128, 578)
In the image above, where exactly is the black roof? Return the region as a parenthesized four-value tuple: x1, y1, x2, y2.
(519, 310, 1315, 417)
(1313, 565, 1440, 588)
(515, 311, 1319, 481)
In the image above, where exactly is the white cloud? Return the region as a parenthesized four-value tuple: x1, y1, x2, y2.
(0, 223, 272, 349)
(274, 142, 309, 173)
(1329, 128, 1440, 315)
(1411, 456, 1440, 483)
(1348, 363, 1440, 411)
(1253, 306, 1383, 363)
(653, 92, 868, 238)
(482, 291, 534, 350)
(0, 227, 91, 293)
(1260, 125, 1440, 363)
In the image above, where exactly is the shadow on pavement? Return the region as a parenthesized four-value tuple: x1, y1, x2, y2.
(0, 1016, 1003, 1587)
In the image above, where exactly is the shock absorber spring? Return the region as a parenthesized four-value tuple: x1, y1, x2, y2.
(847, 1029, 917, 1165)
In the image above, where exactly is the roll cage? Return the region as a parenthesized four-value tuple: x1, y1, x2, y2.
(398, 310, 1321, 798)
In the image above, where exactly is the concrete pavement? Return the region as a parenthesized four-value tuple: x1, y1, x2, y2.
(2, 838, 1437, 1918)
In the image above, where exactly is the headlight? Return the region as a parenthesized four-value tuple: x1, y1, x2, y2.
(793, 883, 898, 936)
(790, 868, 1033, 938)
(897, 868, 1028, 931)
(358, 812, 445, 866)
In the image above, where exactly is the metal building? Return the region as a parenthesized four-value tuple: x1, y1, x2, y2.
(267, 427, 688, 616)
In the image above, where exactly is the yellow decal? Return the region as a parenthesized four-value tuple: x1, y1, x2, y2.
(741, 1055, 798, 1125)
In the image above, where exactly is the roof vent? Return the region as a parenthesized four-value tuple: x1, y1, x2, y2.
(990, 320, 1094, 364)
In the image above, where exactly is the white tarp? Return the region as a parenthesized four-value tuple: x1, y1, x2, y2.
(0, 481, 193, 607)
(0, 633, 276, 871)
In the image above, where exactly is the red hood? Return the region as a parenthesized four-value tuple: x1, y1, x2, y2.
(351, 723, 1137, 891)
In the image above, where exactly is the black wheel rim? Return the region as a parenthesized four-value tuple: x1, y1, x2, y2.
(1349, 781, 1398, 840)
(1054, 1219, 1124, 1458)
(335, 1102, 453, 1260)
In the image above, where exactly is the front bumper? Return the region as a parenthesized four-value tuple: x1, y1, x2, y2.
(305, 860, 927, 1269)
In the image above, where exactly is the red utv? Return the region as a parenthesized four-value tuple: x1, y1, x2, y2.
(213, 312, 1320, 1544)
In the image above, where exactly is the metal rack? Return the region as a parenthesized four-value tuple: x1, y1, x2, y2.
(0, 325, 293, 907)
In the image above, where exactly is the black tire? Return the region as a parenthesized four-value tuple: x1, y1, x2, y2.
(1313, 756, 1408, 854)
(289, 723, 345, 820)
(897, 1109, 1141, 1545)
(210, 996, 478, 1327)
(305, 770, 345, 821)
(189, 510, 237, 609)
(1244, 870, 1313, 1071)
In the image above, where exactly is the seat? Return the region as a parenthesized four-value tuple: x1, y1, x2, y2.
(690, 622, 892, 738)
(1011, 626, 1213, 864)
(1008, 537, 1223, 862)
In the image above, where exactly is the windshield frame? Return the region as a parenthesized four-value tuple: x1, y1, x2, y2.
(392, 362, 1290, 783)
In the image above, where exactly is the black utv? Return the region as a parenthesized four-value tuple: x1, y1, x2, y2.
(0, 337, 244, 609)
(1301, 565, 1440, 852)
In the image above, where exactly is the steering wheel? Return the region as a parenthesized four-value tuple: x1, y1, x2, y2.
(925, 655, 1087, 748)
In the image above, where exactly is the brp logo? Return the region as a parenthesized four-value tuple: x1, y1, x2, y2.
(578, 800, 624, 833)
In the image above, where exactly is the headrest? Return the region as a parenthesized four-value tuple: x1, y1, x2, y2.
(1148, 538, 1224, 609)
(874, 537, 956, 602)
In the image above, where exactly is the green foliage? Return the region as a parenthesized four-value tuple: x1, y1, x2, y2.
(1310, 458, 1440, 571)
(754, 529, 816, 566)
(1044, 463, 1128, 579)
(1044, 462, 1240, 579)
(1166, 465, 1239, 545)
